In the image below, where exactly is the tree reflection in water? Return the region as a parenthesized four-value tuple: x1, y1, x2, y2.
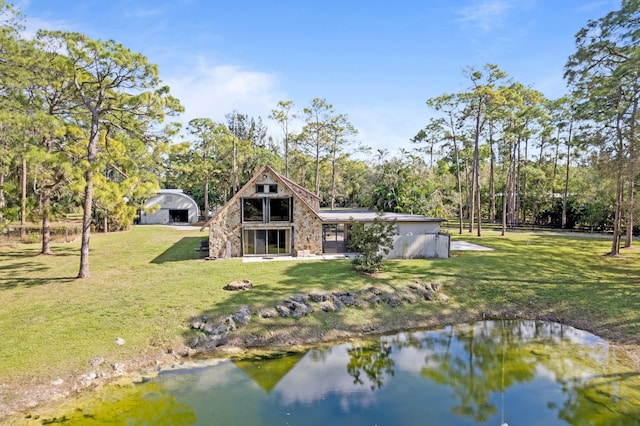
(343, 320, 640, 424)
(31, 320, 640, 425)
(346, 340, 395, 390)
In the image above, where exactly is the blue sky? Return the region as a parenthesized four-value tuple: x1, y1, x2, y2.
(19, 0, 620, 156)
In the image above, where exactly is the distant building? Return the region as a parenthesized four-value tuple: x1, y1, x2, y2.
(139, 189, 200, 224)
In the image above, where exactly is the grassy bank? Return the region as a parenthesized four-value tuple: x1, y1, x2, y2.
(1, 225, 639, 417)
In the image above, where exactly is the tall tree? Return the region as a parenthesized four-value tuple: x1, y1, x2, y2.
(300, 98, 335, 196)
(327, 113, 358, 210)
(38, 31, 182, 278)
(269, 100, 295, 177)
(459, 64, 508, 236)
(565, 0, 640, 255)
(187, 118, 231, 215)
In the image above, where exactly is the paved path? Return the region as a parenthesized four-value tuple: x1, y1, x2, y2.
(450, 241, 493, 251)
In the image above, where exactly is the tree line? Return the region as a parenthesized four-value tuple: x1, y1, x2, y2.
(1, 0, 638, 280)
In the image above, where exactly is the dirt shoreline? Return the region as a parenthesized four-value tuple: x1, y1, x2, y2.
(2, 307, 640, 424)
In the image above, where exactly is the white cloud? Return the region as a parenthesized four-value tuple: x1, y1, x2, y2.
(348, 102, 429, 159)
(458, 0, 513, 32)
(163, 58, 286, 127)
(21, 15, 78, 39)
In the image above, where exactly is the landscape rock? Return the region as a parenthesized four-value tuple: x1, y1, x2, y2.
(234, 306, 252, 325)
(188, 280, 446, 352)
(381, 292, 401, 307)
(276, 305, 291, 317)
(259, 308, 277, 318)
(333, 291, 355, 307)
(225, 279, 253, 291)
(112, 363, 125, 375)
(354, 299, 369, 308)
(400, 290, 417, 304)
(89, 357, 105, 367)
(319, 300, 336, 312)
(331, 295, 345, 311)
(308, 290, 329, 303)
(288, 293, 308, 304)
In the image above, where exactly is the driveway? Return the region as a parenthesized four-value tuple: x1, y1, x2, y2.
(450, 241, 493, 251)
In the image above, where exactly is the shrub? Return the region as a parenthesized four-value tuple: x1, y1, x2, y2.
(348, 215, 396, 274)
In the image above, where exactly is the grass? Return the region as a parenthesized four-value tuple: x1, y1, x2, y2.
(1, 225, 640, 411)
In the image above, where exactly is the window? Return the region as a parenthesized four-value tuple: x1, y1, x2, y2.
(243, 228, 291, 255)
(242, 197, 292, 222)
(270, 198, 291, 221)
(242, 198, 264, 222)
(256, 184, 278, 194)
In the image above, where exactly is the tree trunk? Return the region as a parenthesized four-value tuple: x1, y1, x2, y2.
(78, 115, 100, 279)
(489, 141, 496, 222)
(514, 137, 521, 226)
(469, 102, 482, 234)
(41, 187, 53, 255)
(204, 174, 210, 219)
(314, 142, 321, 196)
(610, 117, 625, 257)
(561, 121, 573, 229)
(451, 131, 464, 235)
(284, 134, 289, 178)
(625, 180, 634, 248)
(610, 171, 623, 256)
(521, 137, 529, 224)
(78, 169, 94, 278)
(476, 169, 482, 237)
(0, 170, 5, 225)
(21, 156, 27, 238)
(464, 157, 471, 231)
(330, 151, 337, 210)
(501, 178, 508, 236)
(561, 143, 571, 229)
(624, 97, 637, 248)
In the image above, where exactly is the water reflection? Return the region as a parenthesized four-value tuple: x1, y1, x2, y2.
(34, 321, 640, 425)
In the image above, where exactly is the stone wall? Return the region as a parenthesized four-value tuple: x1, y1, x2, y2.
(208, 168, 323, 258)
(292, 199, 322, 255)
(208, 204, 241, 258)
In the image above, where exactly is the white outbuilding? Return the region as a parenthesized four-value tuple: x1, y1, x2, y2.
(139, 189, 200, 224)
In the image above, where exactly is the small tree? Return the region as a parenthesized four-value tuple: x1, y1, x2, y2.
(347, 215, 396, 274)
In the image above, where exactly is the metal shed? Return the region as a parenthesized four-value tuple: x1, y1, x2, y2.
(139, 189, 200, 224)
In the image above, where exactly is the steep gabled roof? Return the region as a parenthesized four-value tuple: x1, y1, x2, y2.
(200, 164, 322, 230)
(276, 170, 322, 202)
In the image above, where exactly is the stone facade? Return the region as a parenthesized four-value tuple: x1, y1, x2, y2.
(207, 166, 322, 258)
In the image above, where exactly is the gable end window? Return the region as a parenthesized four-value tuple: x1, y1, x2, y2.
(270, 198, 291, 222)
(256, 184, 278, 194)
(242, 198, 264, 222)
(241, 197, 292, 222)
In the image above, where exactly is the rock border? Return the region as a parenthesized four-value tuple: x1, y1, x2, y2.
(188, 280, 446, 350)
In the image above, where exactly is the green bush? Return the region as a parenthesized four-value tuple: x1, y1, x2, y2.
(348, 215, 396, 274)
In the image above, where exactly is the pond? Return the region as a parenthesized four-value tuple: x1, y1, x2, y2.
(33, 320, 640, 425)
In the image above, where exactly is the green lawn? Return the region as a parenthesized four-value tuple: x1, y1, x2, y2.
(1, 225, 639, 393)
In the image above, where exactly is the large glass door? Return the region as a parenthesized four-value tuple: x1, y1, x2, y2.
(243, 228, 291, 255)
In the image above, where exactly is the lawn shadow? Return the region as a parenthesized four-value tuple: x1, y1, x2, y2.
(0, 275, 75, 290)
(151, 237, 208, 264)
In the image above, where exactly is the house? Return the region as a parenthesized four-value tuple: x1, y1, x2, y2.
(139, 189, 200, 224)
(201, 165, 449, 259)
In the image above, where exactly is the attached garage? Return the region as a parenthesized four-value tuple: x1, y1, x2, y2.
(139, 189, 200, 224)
(319, 210, 450, 259)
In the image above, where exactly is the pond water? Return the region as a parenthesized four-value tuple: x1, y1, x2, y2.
(35, 320, 640, 425)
